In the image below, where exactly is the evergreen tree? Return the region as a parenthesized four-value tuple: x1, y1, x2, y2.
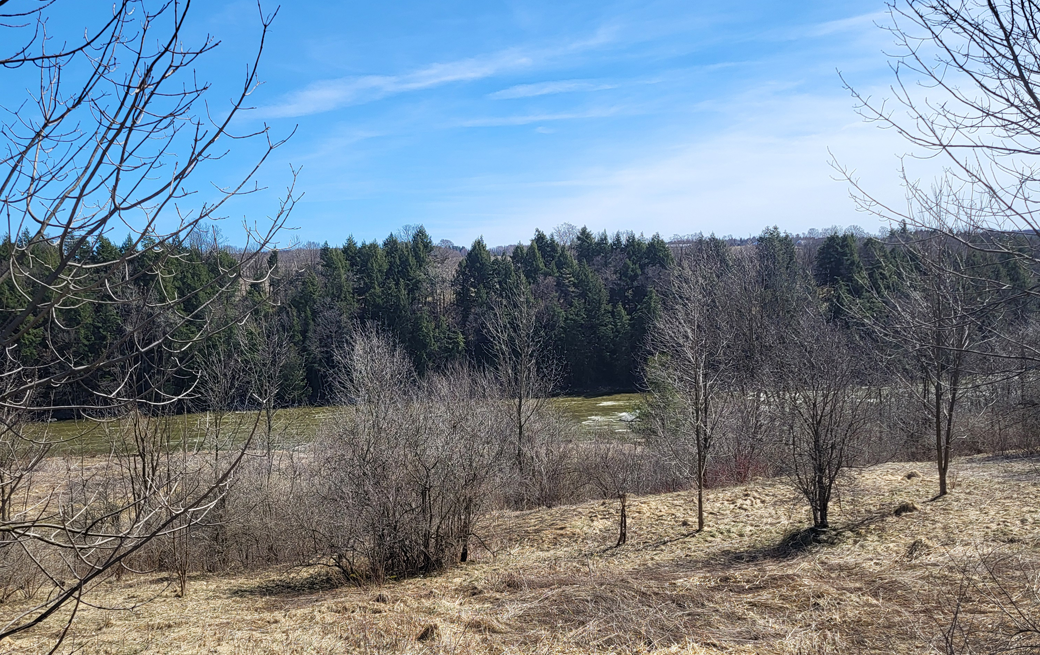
(814, 232, 866, 318)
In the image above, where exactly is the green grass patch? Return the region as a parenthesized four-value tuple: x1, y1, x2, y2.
(24, 406, 339, 457)
(28, 395, 644, 456)
(551, 393, 643, 434)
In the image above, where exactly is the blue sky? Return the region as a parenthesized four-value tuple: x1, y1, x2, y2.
(11, 0, 929, 248)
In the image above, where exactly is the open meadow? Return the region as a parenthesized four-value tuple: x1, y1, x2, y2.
(4, 454, 1038, 654)
(30, 394, 644, 456)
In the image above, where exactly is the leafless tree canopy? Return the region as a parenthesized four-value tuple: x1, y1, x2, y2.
(853, 218, 1002, 497)
(842, 1, 1040, 269)
(485, 281, 557, 475)
(316, 328, 505, 579)
(770, 311, 870, 530)
(644, 237, 732, 531)
(0, 0, 293, 643)
(0, 0, 294, 411)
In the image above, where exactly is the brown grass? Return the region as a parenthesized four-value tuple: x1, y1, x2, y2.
(4, 454, 1040, 654)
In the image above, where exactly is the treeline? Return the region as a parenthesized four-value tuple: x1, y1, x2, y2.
(239, 226, 673, 404)
(2, 224, 672, 412)
(269, 222, 1040, 406)
(9, 222, 1038, 415)
(0, 231, 252, 414)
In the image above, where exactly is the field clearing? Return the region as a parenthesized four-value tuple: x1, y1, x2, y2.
(24, 407, 339, 456)
(5, 454, 1039, 654)
(549, 393, 643, 434)
(28, 394, 644, 455)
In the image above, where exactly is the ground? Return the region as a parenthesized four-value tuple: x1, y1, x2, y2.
(4, 455, 1039, 654)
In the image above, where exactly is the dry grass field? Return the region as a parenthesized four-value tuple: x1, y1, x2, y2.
(4, 454, 1040, 654)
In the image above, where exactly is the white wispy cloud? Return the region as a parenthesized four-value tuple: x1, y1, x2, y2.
(457, 107, 620, 127)
(463, 87, 942, 245)
(259, 27, 621, 120)
(807, 11, 888, 37)
(489, 79, 617, 100)
(752, 11, 889, 47)
(259, 51, 533, 119)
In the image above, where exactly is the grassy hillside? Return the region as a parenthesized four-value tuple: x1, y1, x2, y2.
(5, 455, 1040, 654)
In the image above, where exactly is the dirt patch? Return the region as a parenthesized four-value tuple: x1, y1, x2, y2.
(231, 569, 348, 597)
(893, 501, 919, 517)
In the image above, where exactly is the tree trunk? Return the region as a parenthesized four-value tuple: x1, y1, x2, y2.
(695, 362, 708, 532)
(816, 476, 829, 529)
(616, 493, 627, 547)
(697, 422, 706, 532)
(516, 395, 524, 472)
(817, 500, 828, 530)
(696, 478, 705, 532)
(935, 378, 948, 497)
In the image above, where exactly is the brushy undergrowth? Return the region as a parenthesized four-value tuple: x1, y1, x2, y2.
(4, 455, 1040, 654)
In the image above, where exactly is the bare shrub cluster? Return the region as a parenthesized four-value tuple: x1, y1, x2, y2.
(116, 327, 620, 584)
(307, 331, 502, 580)
(300, 328, 683, 579)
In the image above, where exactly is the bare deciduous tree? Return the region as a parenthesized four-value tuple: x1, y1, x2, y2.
(770, 311, 869, 531)
(242, 310, 303, 459)
(552, 222, 579, 247)
(839, 1, 1040, 353)
(644, 238, 731, 531)
(485, 281, 556, 473)
(587, 440, 644, 547)
(853, 206, 998, 498)
(316, 328, 504, 580)
(0, 1, 292, 642)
